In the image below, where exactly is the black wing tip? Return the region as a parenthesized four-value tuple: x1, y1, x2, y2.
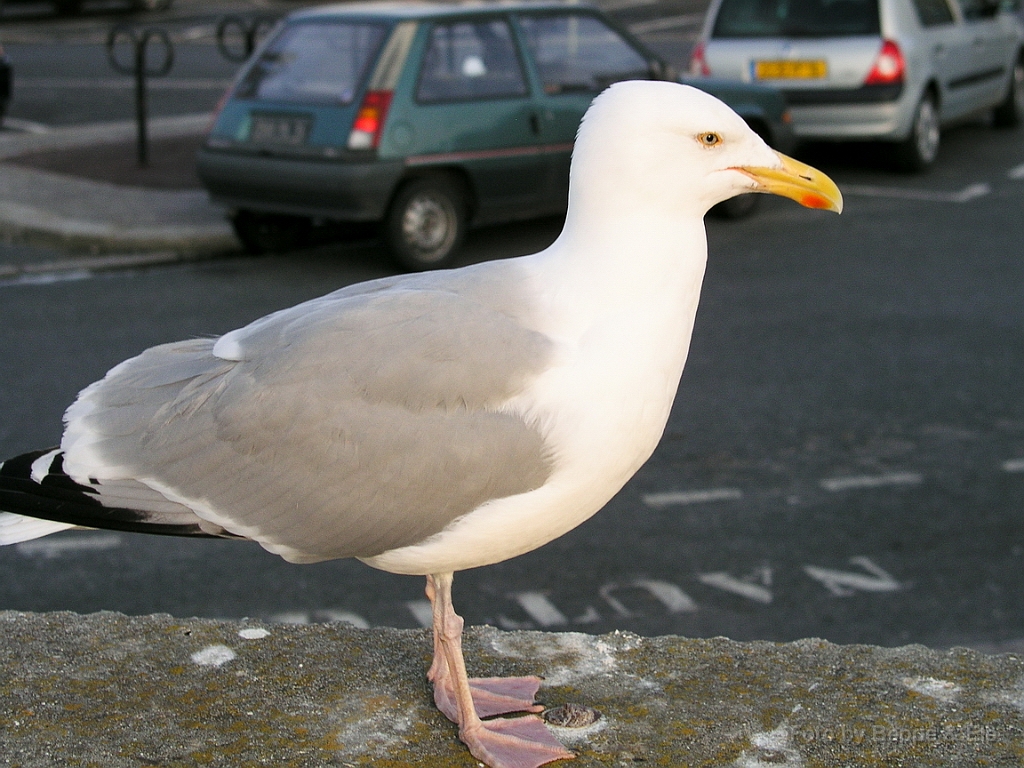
(0, 447, 227, 540)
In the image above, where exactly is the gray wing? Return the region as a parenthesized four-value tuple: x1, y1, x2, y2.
(63, 275, 555, 563)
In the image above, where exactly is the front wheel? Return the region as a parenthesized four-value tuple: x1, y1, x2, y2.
(893, 92, 940, 172)
(385, 175, 467, 271)
(993, 57, 1024, 128)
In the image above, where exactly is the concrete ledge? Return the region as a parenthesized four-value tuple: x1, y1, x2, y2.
(3, 611, 1024, 766)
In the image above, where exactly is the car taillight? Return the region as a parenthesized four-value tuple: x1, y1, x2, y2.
(864, 39, 905, 85)
(688, 42, 711, 77)
(206, 88, 232, 135)
(347, 90, 394, 150)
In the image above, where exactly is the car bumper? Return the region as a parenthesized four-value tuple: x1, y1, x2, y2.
(785, 87, 913, 142)
(196, 147, 405, 222)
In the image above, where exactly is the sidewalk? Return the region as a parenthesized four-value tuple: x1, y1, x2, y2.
(0, 113, 239, 277)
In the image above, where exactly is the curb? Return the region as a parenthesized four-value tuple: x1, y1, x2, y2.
(0, 249, 230, 283)
(0, 114, 240, 263)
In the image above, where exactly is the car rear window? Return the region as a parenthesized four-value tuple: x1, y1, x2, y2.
(711, 0, 881, 38)
(235, 21, 388, 105)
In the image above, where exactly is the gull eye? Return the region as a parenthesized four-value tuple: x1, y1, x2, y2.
(698, 132, 722, 147)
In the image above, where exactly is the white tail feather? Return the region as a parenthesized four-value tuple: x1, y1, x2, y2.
(0, 512, 77, 545)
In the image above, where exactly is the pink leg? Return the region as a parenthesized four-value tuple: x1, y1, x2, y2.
(427, 572, 574, 768)
(426, 575, 545, 721)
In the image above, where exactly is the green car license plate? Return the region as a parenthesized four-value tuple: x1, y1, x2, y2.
(248, 113, 313, 146)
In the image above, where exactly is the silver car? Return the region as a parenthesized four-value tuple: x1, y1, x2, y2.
(689, 0, 1024, 170)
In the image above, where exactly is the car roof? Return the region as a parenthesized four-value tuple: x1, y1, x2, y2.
(289, 0, 602, 23)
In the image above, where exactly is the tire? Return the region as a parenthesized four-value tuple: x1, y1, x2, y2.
(231, 210, 311, 254)
(709, 193, 760, 220)
(893, 92, 940, 172)
(993, 57, 1024, 129)
(385, 175, 467, 271)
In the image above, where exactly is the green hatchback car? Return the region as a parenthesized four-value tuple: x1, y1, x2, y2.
(197, 1, 793, 270)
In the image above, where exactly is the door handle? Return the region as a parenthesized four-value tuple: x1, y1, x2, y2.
(529, 112, 541, 135)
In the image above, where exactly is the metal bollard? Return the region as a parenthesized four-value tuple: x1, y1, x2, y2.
(106, 25, 174, 167)
(215, 14, 278, 63)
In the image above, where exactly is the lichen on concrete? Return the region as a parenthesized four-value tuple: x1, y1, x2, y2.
(2, 611, 1023, 766)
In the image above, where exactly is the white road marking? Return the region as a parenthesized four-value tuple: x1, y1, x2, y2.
(269, 611, 310, 624)
(1, 117, 53, 134)
(804, 556, 902, 597)
(643, 487, 743, 507)
(842, 182, 991, 203)
(267, 609, 370, 627)
(0, 270, 92, 288)
(1008, 163, 1024, 180)
(406, 599, 434, 629)
(819, 471, 922, 492)
(599, 579, 697, 617)
(15, 533, 121, 558)
(513, 592, 569, 627)
(318, 610, 371, 629)
(698, 571, 773, 605)
(1003, 458, 1024, 472)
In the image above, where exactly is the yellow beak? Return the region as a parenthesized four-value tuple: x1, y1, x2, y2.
(734, 152, 843, 213)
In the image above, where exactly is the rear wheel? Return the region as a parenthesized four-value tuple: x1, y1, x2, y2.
(385, 175, 467, 271)
(893, 92, 940, 172)
(993, 57, 1024, 128)
(231, 210, 312, 254)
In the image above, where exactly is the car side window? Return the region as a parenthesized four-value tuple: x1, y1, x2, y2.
(517, 13, 651, 95)
(416, 19, 529, 103)
(911, 0, 956, 25)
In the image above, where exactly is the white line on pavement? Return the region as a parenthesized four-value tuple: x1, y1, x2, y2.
(841, 182, 991, 203)
(698, 572, 773, 604)
(15, 533, 122, 558)
(1008, 163, 1024, 180)
(643, 487, 743, 507)
(1, 117, 52, 134)
(1003, 458, 1024, 472)
(820, 472, 923, 492)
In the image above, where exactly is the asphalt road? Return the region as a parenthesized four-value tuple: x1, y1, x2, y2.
(1, 115, 1023, 651)
(1, 0, 1023, 652)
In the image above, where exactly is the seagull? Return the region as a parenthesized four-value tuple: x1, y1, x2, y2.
(0, 82, 841, 768)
